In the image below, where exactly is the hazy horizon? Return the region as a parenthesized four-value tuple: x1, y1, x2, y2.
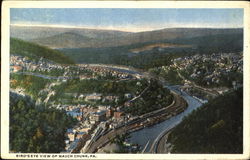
(10, 8, 243, 32)
(10, 23, 243, 33)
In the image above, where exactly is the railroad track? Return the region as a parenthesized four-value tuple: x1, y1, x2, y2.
(84, 93, 187, 153)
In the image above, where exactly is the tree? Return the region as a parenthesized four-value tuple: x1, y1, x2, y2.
(9, 93, 77, 153)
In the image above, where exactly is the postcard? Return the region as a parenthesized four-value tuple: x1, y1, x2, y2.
(1, 1, 250, 160)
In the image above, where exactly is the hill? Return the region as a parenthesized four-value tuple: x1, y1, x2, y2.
(10, 38, 75, 64)
(11, 26, 243, 49)
(10, 25, 130, 41)
(168, 87, 243, 153)
(101, 28, 242, 48)
(9, 92, 77, 153)
(32, 32, 96, 49)
(169, 32, 243, 53)
(60, 33, 243, 69)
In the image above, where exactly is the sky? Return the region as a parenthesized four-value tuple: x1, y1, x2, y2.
(10, 8, 243, 32)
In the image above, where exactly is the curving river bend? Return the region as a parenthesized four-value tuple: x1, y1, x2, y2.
(13, 66, 203, 153)
(129, 85, 203, 153)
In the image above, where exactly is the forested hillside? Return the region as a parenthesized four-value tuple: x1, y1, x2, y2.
(9, 92, 77, 153)
(60, 33, 242, 69)
(168, 87, 243, 153)
(10, 38, 75, 64)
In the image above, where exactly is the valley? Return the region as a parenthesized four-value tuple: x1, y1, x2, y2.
(9, 25, 243, 154)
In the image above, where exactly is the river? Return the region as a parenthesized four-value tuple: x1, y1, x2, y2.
(128, 85, 203, 153)
(14, 67, 202, 153)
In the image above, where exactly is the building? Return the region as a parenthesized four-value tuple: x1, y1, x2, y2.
(124, 93, 132, 99)
(67, 110, 83, 121)
(114, 111, 125, 119)
(89, 110, 106, 122)
(76, 132, 87, 139)
(11, 65, 22, 72)
(78, 127, 91, 134)
(85, 93, 102, 101)
(124, 101, 132, 107)
(106, 109, 113, 118)
(76, 115, 83, 121)
(66, 129, 76, 142)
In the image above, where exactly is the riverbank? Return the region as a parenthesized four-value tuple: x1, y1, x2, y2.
(128, 86, 202, 153)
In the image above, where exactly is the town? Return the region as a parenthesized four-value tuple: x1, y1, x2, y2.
(150, 52, 243, 99)
(10, 54, 174, 153)
(6, 7, 245, 156)
(9, 51, 243, 153)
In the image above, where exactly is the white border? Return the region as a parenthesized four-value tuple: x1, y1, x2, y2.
(1, 1, 250, 160)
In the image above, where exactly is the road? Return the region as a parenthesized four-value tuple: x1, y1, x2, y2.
(177, 71, 220, 97)
(14, 72, 73, 80)
(13, 64, 145, 80)
(155, 131, 172, 153)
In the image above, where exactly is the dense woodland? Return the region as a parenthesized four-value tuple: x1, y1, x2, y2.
(10, 73, 51, 99)
(125, 79, 173, 116)
(9, 93, 77, 153)
(61, 46, 192, 70)
(168, 87, 243, 153)
(61, 33, 242, 70)
(10, 38, 75, 64)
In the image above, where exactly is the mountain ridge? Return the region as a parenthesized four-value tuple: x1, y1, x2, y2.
(11, 26, 243, 49)
(31, 32, 95, 49)
(10, 25, 130, 40)
(10, 38, 75, 64)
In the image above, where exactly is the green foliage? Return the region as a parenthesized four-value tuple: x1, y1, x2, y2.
(152, 67, 183, 85)
(31, 68, 65, 77)
(60, 33, 242, 70)
(171, 33, 243, 54)
(125, 79, 173, 116)
(10, 73, 51, 99)
(61, 47, 188, 70)
(181, 61, 243, 88)
(53, 79, 147, 96)
(9, 93, 77, 153)
(168, 88, 243, 153)
(49, 79, 148, 106)
(111, 133, 131, 153)
(10, 38, 75, 64)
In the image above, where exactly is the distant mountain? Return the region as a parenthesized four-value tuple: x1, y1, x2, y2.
(10, 25, 130, 40)
(32, 32, 95, 49)
(11, 26, 243, 49)
(10, 38, 75, 64)
(103, 28, 243, 48)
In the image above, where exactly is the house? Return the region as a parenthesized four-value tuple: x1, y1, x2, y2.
(76, 115, 83, 121)
(124, 101, 132, 107)
(78, 127, 91, 134)
(98, 105, 107, 111)
(65, 140, 70, 145)
(66, 129, 76, 142)
(67, 110, 83, 121)
(89, 110, 106, 122)
(76, 132, 87, 139)
(114, 111, 125, 119)
(106, 109, 113, 118)
(11, 65, 22, 72)
(85, 93, 102, 101)
(124, 93, 132, 99)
